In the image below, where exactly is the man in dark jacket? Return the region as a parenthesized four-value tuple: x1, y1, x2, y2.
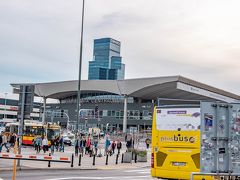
(111, 141, 116, 154)
(10, 133, 16, 147)
(116, 139, 122, 154)
(0, 132, 3, 153)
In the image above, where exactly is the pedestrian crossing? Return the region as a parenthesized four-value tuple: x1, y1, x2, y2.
(124, 169, 151, 174)
(46, 176, 151, 180)
(45, 169, 154, 180)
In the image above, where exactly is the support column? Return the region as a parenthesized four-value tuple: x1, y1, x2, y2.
(123, 95, 128, 133)
(42, 97, 47, 124)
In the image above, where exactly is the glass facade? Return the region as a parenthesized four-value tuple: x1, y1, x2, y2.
(60, 93, 134, 104)
(88, 38, 125, 80)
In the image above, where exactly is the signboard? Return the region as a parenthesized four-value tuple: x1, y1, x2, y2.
(156, 107, 200, 131)
(177, 82, 240, 103)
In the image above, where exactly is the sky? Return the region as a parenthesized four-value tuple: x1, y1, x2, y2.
(1, 0, 240, 96)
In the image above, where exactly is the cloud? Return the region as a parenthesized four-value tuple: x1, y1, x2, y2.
(1, 0, 240, 96)
(93, 11, 154, 30)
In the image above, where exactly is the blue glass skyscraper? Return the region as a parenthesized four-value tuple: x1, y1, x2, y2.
(88, 38, 125, 80)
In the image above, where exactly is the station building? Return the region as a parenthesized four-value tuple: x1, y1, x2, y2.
(11, 76, 240, 132)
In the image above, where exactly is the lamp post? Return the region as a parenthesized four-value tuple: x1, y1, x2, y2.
(65, 113, 70, 130)
(76, 0, 85, 132)
(4, 92, 7, 119)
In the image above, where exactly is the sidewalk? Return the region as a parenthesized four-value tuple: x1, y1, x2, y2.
(0, 142, 151, 171)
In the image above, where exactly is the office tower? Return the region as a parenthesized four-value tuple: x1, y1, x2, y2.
(88, 38, 125, 80)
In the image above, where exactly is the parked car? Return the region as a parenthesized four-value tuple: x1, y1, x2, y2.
(100, 131, 105, 137)
(63, 135, 72, 146)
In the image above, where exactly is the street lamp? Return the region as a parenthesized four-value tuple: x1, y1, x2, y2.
(84, 117, 88, 131)
(76, 0, 85, 132)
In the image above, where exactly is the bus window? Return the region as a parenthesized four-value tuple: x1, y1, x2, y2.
(5, 126, 10, 133)
(24, 126, 44, 137)
(11, 125, 18, 133)
(47, 129, 60, 140)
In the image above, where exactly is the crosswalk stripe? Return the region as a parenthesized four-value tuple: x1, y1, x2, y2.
(45, 175, 150, 180)
(124, 169, 149, 173)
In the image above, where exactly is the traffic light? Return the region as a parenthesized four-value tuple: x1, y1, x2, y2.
(61, 109, 64, 118)
(95, 105, 99, 119)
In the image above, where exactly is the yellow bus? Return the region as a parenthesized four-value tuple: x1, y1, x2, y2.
(151, 105, 213, 180)
(5, 120, 61, 145)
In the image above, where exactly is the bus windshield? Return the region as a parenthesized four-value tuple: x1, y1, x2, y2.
(47, 129, 60, 140)
(24, 126, 44, 137)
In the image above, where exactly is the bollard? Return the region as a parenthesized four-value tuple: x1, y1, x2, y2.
(93, 155, 96, 166)
(48, 153, 51, 167)
(78, 153, 81, 166)
(105, 154, 109, 165)
(71, 153, 74, 167)
(116, 154, 119, 164)
(121, 153, 124, 163)
(134, 153, 137, 163)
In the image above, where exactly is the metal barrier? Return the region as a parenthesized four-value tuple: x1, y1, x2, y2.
(0, 153, 74, 167)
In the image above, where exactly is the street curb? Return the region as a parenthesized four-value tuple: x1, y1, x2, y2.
(0, 165, 150, 172)
(0, 167, 98, 172)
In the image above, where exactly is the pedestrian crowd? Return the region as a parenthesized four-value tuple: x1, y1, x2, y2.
(32, 135, 64, 155)
(0, 132, 17, 153)
(0, 131, 150, 159)
(74, 134, 122, 158)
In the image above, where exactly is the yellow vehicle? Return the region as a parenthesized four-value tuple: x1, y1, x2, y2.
(151, 106, 213, 180)
(5, 120, 61, 145)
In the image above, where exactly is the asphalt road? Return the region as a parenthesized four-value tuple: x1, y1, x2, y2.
(0, 168, 155, 180)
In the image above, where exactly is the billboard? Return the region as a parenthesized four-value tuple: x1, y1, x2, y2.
(156, 107, 201, 131)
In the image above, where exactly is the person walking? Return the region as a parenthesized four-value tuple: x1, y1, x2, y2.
(0, 132, 3, 153)
(32, 138, 37, 150)
(35, 136, 42, 154)
(2, 133, 9, 152)
(93, 137, 98, 155)
(42, 136, 48, 153)
(116, 139, 122, 154)
(59, 136, 64, 152)
(85, 135, 91, 155)
(10, 133, 16, 147)
(145, 138, 150, 149)
(74, 136, 80, 156)
(111, 141, 116, 154)
(82, 137, 86, 154)
(126, 137, 132, 150)
(79, 137, 84, 155)
(125, 134, 127, 142)
(104, 137, 111, 156)
(55, 136, 60, 151)
(50, 138, 55, 155)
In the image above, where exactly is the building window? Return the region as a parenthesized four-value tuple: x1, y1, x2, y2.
(133, 110, 139, 119)
(143, 110, 152, 120)
(99, 110, 103, 118)
(107, 110, 111, 116)
(102, 110, 108, 117)
(120, 111, 124, 118)
(111, 111, 115, 117)
(116, 111, 120, 119)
